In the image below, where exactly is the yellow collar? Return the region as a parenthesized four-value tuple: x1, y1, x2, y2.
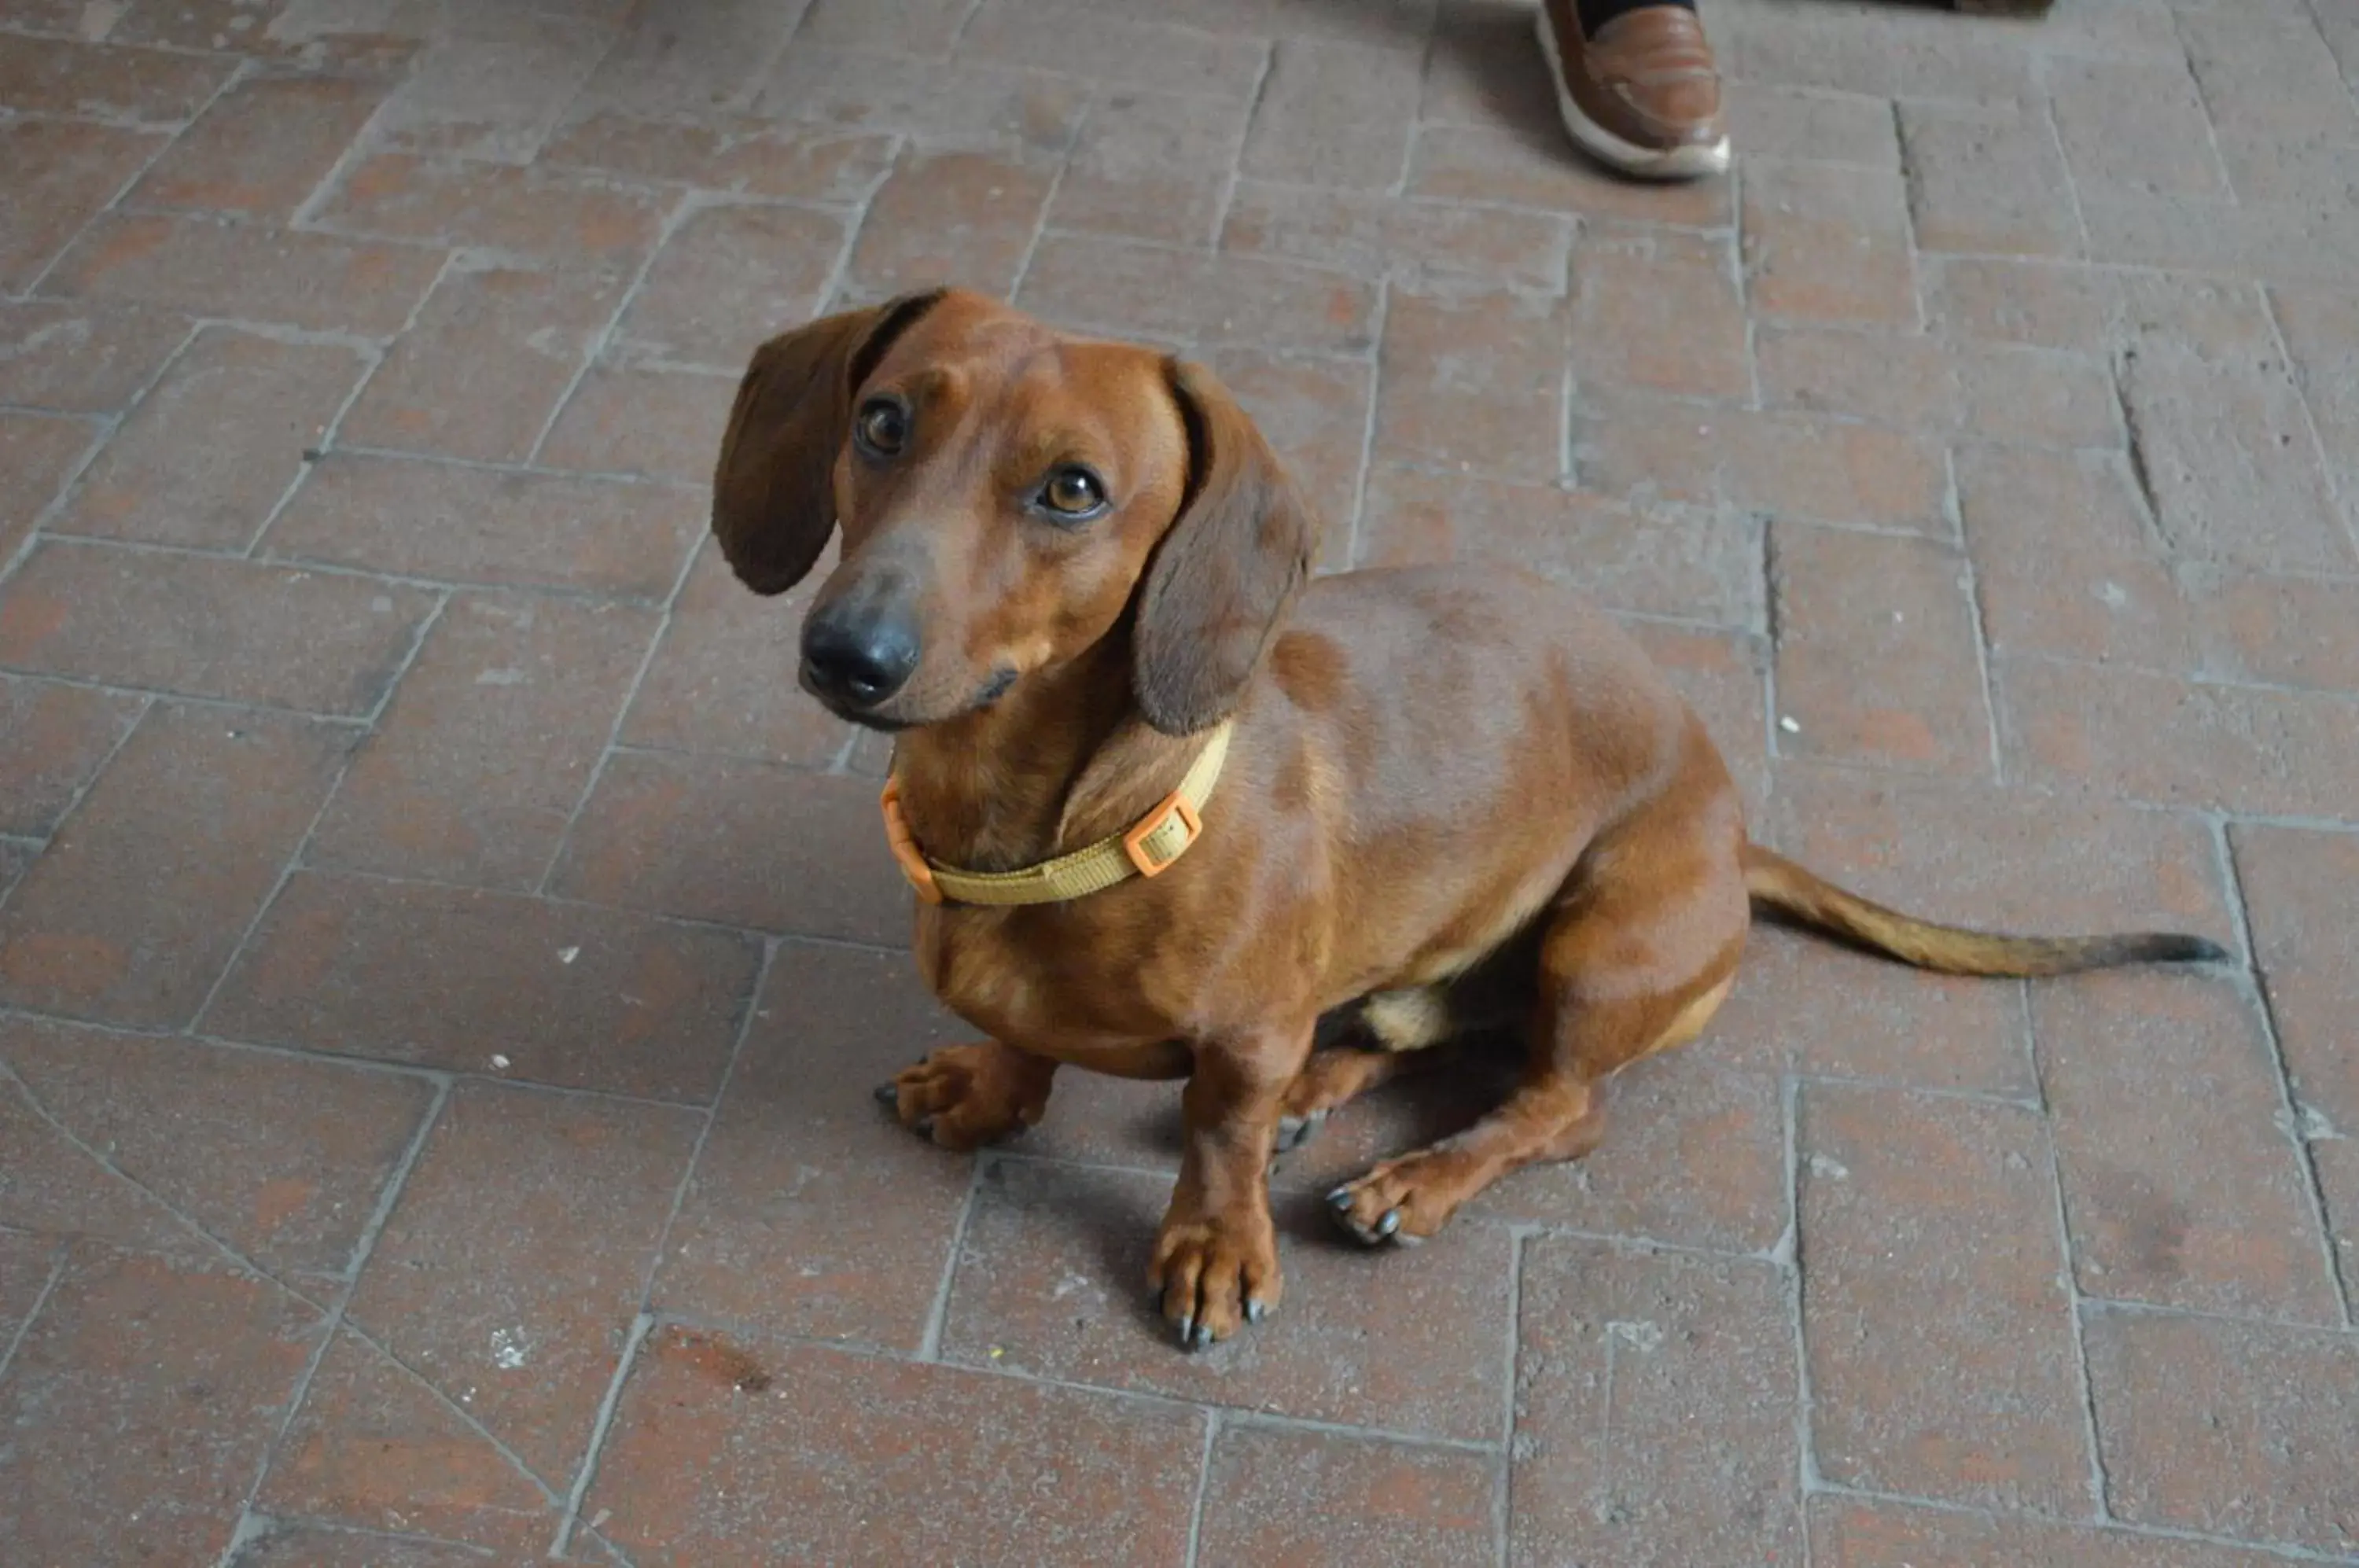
(878, 723, 1234, 907)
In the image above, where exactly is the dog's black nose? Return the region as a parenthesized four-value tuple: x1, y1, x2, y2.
(801, 605, 921, 708)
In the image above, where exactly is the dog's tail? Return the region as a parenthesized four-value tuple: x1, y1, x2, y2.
(1741, 843, 2230, 978)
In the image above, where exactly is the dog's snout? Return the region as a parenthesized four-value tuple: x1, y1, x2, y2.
(802, 601, 922, 709)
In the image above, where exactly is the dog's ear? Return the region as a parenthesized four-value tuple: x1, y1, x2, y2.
(1132, 359, 1319, 736)
(709, 289, 945, 594)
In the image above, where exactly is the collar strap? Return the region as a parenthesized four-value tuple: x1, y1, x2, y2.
(879, 722, 1234, 907)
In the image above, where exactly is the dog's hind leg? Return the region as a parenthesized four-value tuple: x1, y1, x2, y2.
(1324, 809, 1746, 1246)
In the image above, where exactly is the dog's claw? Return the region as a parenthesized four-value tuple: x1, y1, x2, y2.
(1245, 1298, 1268, 1325)
(1176, 1314, 1195, 1346)
(1326, 1186, 1354, 1212)
(1377, 1209, 1400, 1238)
(914, 1116, 935, 1138)
(873, 1082, 898, 1106)
(1275, 1110, 1327, 1153)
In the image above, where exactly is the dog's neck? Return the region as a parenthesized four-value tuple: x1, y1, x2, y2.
(886, 636, 1205, 876)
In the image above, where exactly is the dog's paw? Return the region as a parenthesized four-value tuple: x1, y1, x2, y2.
(1325, 1158, 1456, 1248)
(1148, 1212, 1280, 1351)
(876, 1042, 1050, 1153)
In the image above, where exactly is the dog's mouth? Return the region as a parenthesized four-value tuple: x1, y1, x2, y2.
(810, 665, 1019, 732)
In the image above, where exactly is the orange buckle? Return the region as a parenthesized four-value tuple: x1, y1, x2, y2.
(1122, 790, 1201, 878)
(878, 779, 943, 904)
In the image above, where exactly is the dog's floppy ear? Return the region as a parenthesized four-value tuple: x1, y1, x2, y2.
(1132, 359, 1319, 736)
(709, 289, 945, 594)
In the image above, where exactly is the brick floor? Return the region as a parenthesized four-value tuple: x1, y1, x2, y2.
(0, 2, 2354, 1563)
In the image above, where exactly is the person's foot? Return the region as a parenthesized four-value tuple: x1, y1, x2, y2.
(1537, 0, 1731, 181)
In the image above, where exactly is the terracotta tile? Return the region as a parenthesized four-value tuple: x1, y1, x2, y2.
(1723, 82, 1900, 167)
(339, 263, 622, 466)
(206, 870, 760, 1102)
(0, 675, 140, 837)
(2231, 824, 2359, 1132)
(587, 1332, 1206, 1566)
(618, 539, 852, 768)
(541, 114, 895, 204)
(1569, 223, 1748, 399)
(1768, 524, 1995, 778)
(539, 362, 739, 484)
(341, 1080, 701, 1489)
(1510, 1238, 1801, 1566)
(568, 0, 800, 121)
(2045, 54, 2230, 201)
(373, 8, 611, 164)
(307, 593, 660, 890)
(230, 1519, 509, 1567)
(0, 704, 353, 1028)
(0, 31, 231, 122)
(1359, 466, 1761, 628)
(1799, 1083, 2089, 1513)
(657, 940, 970, 1347)
(1224, 183, 1570, 293)
(313, 154, 670, 271)
(0, 298, 190, 414)
(1019, 233, 1378, 354)
(46, 212, 445, 335)
(962, 0, 1269, 101)
(756, 44, 1089, 155)
(1996, 657, 2359, 821)
(0, 1229, 57, 1357)
(550, 749, 911, 947)
(2085, 1307, 2359, 1554)
(1811, 1493, 2300, 1567)
(0, 1247, 320, 1568)
(52, 326, 368, 549)
(1409, 122, 1735, 227)
(1758, 760, 2236, 949)
(266, 454, 702, 601)
(127, 72, 387, 218)
(613, 202, 853, 370)
(1047, 90, 1249, 248)
(2034, 972, 2340, 1324)
(0, 1017, 433, 1280)
(1713, 924, 2037, 1099)
(1242, 37, 1422, 190)
(939, 1160, 1513, 1441)
(1196, 1425, 1497, 1568)
(1375, 284, 1566, 484)
(0, 119, 171, 292)
(1742, 160, 1917, 326)
(0, 539, 438, 714)
(1897, 101, 2081, 258)
(849, 149, 1060, 299)
(0, 408, 100, 558)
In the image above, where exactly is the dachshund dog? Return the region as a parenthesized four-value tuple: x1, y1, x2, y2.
(712, 288, 2225, 1349)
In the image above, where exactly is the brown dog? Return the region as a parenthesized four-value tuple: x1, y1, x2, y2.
(712, 289, 2225, 1349)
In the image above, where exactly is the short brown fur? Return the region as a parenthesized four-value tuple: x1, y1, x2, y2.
(714, 290, 2228, 1348)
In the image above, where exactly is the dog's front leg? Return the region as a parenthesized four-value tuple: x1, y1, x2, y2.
(1150, 1024, 1312, 1349)
(877, 1040, 1058, 1151)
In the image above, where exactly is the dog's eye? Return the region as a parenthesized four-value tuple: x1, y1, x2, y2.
(1040, 466, 1106, 518)
(853, 398, 909, 458)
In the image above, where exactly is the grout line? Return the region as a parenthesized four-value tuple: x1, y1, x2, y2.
(2214, 821, 2355, 1330)
(1782, 1072, 1826, 1518)
(528, 533, 699, 896)
(1814, 1478, 2359, 1565)
(0, 691, 151, 924)
(0, 1239, 67, 1386)
(188, 589, 450, 1036)
(1344, 275, 1390, 569)
(239, 248, 462, 560)
(549, 1309, 657, 1561)
(524, 186, 699, 466)
(1210, 42, 1279, 247)
(2027, 1000, 2115, 1522)
(214, 1075, 451, 1566)
(1006, 119, 1073, 300)
(917, 1153, 989, 1362)
(1492, 1228, 1524, 1568)
(1180, 1408, 1220, 1568)
(2259, 285, 2359, 567)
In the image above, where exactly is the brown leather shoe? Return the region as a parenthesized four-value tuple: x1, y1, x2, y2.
(1537, 0, 1730, 181)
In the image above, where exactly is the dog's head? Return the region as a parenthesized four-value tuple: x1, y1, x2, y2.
(711, 289, 1316, 736)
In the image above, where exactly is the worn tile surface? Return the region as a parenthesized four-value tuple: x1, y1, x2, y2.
(0, 2, 2352, 1560)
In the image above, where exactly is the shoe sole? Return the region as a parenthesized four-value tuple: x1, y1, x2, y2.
(1534, 5, 1731, 182)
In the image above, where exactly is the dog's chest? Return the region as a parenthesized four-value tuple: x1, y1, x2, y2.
(916, 914, 1178, 1051)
